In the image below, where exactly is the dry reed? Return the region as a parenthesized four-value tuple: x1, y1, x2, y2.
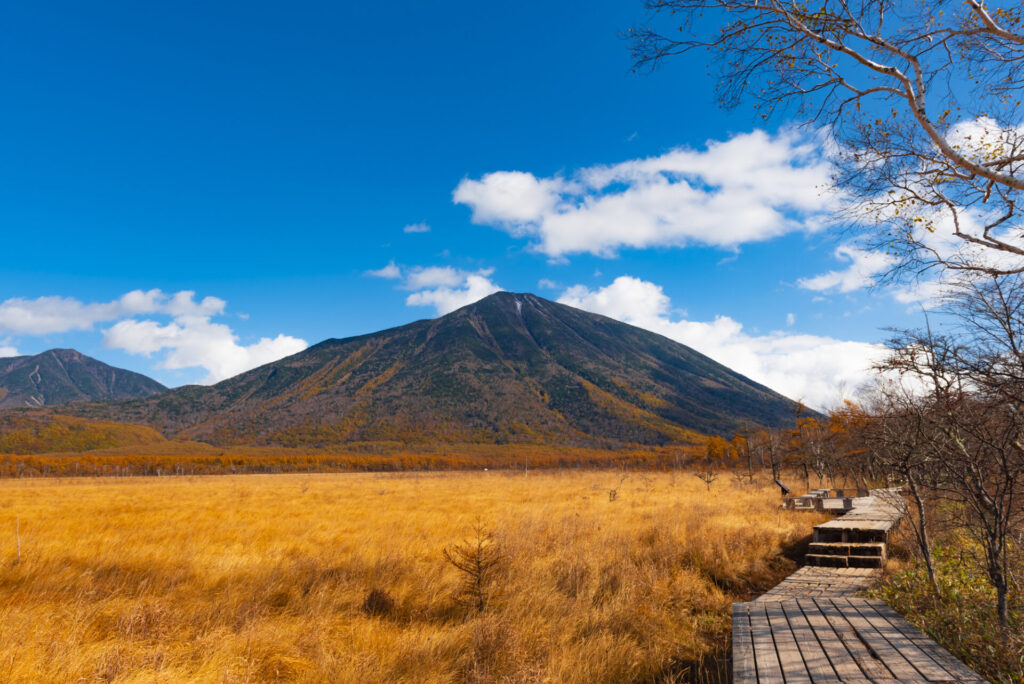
(0, 470, 824, 683)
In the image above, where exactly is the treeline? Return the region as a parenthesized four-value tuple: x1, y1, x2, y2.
(0, 441, 703, 479)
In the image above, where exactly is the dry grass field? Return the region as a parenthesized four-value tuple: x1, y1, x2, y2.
(0, 471, 824, 683)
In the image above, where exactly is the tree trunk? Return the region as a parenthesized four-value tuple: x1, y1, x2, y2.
(906, 476, 940, 598)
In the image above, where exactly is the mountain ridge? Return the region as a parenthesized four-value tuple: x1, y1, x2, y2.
(0, 348, 167, 409)
(57, 292, 804, 446)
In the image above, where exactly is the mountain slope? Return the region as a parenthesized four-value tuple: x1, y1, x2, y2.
(0, 349, 167, 409)
(65, 293, 804, 446)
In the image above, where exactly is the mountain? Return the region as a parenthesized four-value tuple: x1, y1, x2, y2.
(0, 349, 167, 409)
(63, 293, 804, 446)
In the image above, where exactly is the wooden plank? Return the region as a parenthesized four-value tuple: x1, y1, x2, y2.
(816, 598, 901, 681)
(779, 600, 842, 681)
(863, 600, 988, 682)
(738, 487, 987, 683)
(828, 598, 927, 681)
(848, 599, 961, 682)
(749, 601, 786, 684)
(796, 598, 874, 681)
(762, 601, 813, 682)
(732, 603, 756, 682)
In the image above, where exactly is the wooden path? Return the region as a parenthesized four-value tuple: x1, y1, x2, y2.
(732, 489, 986, 682)
(756, 567, 879, 601)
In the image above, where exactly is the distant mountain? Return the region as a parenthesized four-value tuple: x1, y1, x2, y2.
(62, 293, 804, 447)
(0, 349, 166, 408)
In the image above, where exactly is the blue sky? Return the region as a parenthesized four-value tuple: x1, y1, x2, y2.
(0, 1, 921, 408)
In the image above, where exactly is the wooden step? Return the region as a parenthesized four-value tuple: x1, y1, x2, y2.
(807, 541, 886, 558)
(805, 553, 884, 569)
(812, 521, 891, 544)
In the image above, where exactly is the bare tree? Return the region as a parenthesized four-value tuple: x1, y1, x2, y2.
(750, 428, 785, 482)
(880, 274, 1024, 629)
(631, 0, 1024, 276)
(796, 416, 835, 488)
(861, 380, 946, 596)
(732, 432, 756, 484)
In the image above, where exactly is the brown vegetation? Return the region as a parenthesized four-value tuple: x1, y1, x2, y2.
(0, 470, 820, 682)
(0, 413, 165, 455)
(0, 437, 705, 478)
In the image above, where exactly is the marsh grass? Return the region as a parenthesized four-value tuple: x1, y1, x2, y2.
(0, 470, 822, 682)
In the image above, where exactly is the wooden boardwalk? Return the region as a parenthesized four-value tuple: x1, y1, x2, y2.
(732, 489, 986, 682)
(733, 598, 986, 682)
(756, 567, 879, 601)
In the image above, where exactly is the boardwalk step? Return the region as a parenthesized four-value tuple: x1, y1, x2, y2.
(805, 553, 884, 569)
(812, 526, 889, 544)
(807, 541, 886, 558)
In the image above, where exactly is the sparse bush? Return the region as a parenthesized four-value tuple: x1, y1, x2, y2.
(361, 587, 395, 617)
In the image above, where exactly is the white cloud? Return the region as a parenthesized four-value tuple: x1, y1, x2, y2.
(0, 289, 164, 335)
(0, 289, 308, 384)
(403, 266, 469, 290)
(104, 315, 306, 384)
(405, 269, 501, 316)
(368, 261, 503, 317)
(366, 261, 402, 279)
(403, 222, 431, 233)
(453, 129, 838, 258)
(801, 201, 1024, 307)
(98, 290, 307, 384)
(786, 313, 796, 326)
(454, 171, 572, 228)
(799, 245, 897, 294)
(559, 276, 885, 411)
(538, 278, 560, 290)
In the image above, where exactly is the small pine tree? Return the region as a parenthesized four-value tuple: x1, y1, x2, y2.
(443, 523, 504, 613)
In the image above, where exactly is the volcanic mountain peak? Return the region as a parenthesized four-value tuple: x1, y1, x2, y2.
(62, 292, 803, 447)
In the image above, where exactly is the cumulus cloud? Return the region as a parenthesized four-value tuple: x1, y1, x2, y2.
(0, 289, 307, 384)
(798, 245, 896, 294)
(365, 260, 503, 316)
(0, 289, 164, 335)
(105, 316, 306, 384)
(403, 222, 431, 233)
(405, 271, 502, 316)
(559, 276, 885, 410)
(403, 266, 470, 290)
(453, 129, 838, 258)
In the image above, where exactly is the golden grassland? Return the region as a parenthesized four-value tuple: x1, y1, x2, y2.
(0, 471, 826, 683)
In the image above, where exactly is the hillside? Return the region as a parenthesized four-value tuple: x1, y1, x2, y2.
(63, 292, 804, 446)
(0, 412, 166, 455)
(0, 349, 166, 409)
